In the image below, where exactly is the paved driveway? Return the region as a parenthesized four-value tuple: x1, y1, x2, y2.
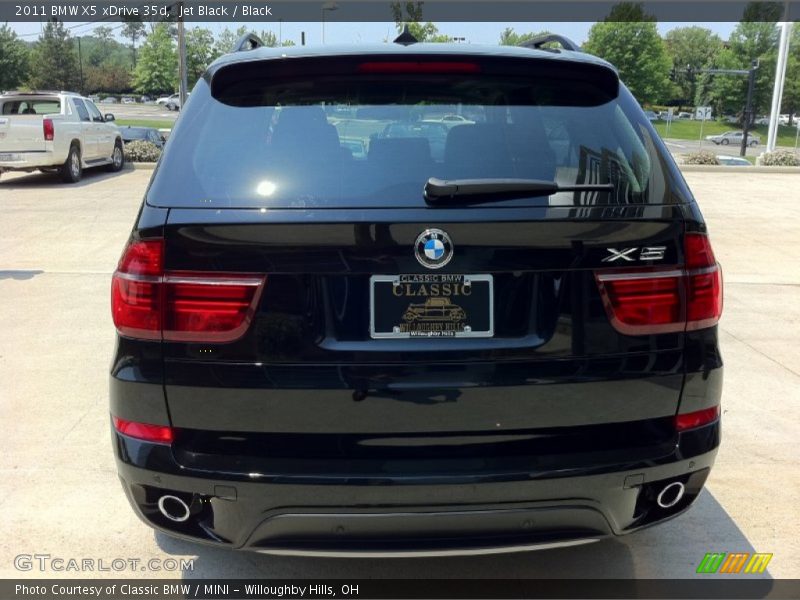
(0, 168, 798, 579)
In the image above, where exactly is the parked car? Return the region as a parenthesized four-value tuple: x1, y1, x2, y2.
(88, 95, 101, 104)
(140, 95, 153, 104)
(754, 116, 770, 125)
(121, 96, 135, 104)
(120, 126, 166, 149)
(677, 111, 692, 120)
(716, 154, 751, 166)
(705, 131, 760, 146)
(102, 97, 118, 104)
(0, 91, 124, 182)
(111, 36, 722, 555)
(643, 110, 658, 122)
(156, 94, 175, 105)
(165, 93, 188, 111)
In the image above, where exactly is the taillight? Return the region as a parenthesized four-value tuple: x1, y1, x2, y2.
(111, 238, 265, 342)
(357, 61, 481, 74)
(595, 233, 722, 335)
(112, 416, 174, 443)
(675, 406, 720, 431)
(43, 118, 54, 141)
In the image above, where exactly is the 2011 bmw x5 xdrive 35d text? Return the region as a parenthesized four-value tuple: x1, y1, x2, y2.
(110, 33, 723, 556)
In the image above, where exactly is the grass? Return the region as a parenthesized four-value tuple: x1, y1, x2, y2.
(115, 119, 174, 129)
(654, 119, 800, 147)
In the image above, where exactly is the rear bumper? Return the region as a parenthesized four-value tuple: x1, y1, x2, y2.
(114, 422, 719, 554)
(0, 150, 62, 170)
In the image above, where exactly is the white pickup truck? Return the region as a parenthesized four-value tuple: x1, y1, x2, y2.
(0, 91, 124, 183)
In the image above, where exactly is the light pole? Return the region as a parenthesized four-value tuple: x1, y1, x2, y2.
(767, 21, 793, 151)
(321, 2, 338, 44)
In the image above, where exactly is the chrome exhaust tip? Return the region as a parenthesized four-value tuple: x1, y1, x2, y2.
(656, 481, 685, 509)
(157, 495, 191, 522)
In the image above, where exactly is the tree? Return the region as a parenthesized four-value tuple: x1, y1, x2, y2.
(258, 30, 296, 48)
(121, 19, 146, 67)
(88, 25, 114, 67)
(185, 27, 215, 86)
(0, 23, 30, 91)
(498, 28, 549, 46)
(664, 27, 723, 105)
(583, 3, 672, 105)
(707, 20, 779, 119)
(28, 20, 81, 92)
(132, 23, 176, 95)
(390, 1, 451, 42)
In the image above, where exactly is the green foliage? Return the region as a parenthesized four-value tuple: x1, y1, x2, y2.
(0, 23, 30, 91)
(123, 140, 162, 163)
(707, 21, 778, 118)
(682, 150, 720, 165)
(583, 4, 672, 104)
(498, 28, 550, 46)
(27, 21, 81, 92)
(185, 27, 215, 86)
(132, 23, 176, 95)
(121, 19, 147, 67)
(759, 150, 800, 166)
(664, 27, 723, 105)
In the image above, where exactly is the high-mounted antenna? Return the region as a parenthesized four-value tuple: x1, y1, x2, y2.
(393, 25, 419, 46)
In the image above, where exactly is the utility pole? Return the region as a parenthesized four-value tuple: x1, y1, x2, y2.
(76, 37, 84, 95)
(177, 2, 188, 107)
(741, 61, 758, 157)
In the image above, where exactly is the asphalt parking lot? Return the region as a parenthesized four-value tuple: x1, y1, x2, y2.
(0, 168, 798, 579)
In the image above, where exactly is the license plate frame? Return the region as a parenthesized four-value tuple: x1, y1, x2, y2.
(0, 152, 20, 161)
(369, 274, 494, 339)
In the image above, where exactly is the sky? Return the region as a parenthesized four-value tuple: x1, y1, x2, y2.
(9, 20, 739, 46)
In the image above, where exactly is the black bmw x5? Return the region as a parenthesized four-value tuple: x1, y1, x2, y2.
(110, 35, 723, 556)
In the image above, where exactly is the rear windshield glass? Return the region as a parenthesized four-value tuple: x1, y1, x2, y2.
(1, 99, 61, 115)
(148, 56, 671, 209)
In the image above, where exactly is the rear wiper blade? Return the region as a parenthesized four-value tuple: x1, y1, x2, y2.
(423, 177, 614, 205)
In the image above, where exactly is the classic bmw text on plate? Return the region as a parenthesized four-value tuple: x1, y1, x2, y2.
(370, 274, 494, 338)
(110, 31, 722, 556)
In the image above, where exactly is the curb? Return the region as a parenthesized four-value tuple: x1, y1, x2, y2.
(679, 165, 800, 173)
(127, 162, 157, 170)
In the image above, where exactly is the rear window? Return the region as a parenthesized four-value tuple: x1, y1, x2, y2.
(149, 55, 672, 209)
(1, 98, 61, 115)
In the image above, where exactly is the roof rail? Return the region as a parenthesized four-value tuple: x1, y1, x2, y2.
(2, 90, 75, 96)
(233, 32, 264, 53)
(393, 25, 419, 46)
(519, 34, 581, 52)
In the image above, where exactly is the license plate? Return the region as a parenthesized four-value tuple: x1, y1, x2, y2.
(0, 153, 19, 161)
(370, 274, 493, 339)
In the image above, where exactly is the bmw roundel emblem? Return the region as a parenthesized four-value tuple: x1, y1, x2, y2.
(414, 228, 454, 269)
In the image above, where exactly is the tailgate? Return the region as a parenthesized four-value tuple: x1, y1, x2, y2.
(0, 116, 46, 153)
(161, 205, 686, 436)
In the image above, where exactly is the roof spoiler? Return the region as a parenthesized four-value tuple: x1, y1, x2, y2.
(519, 34, 581, 52)
(232, 33, 264, 53)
